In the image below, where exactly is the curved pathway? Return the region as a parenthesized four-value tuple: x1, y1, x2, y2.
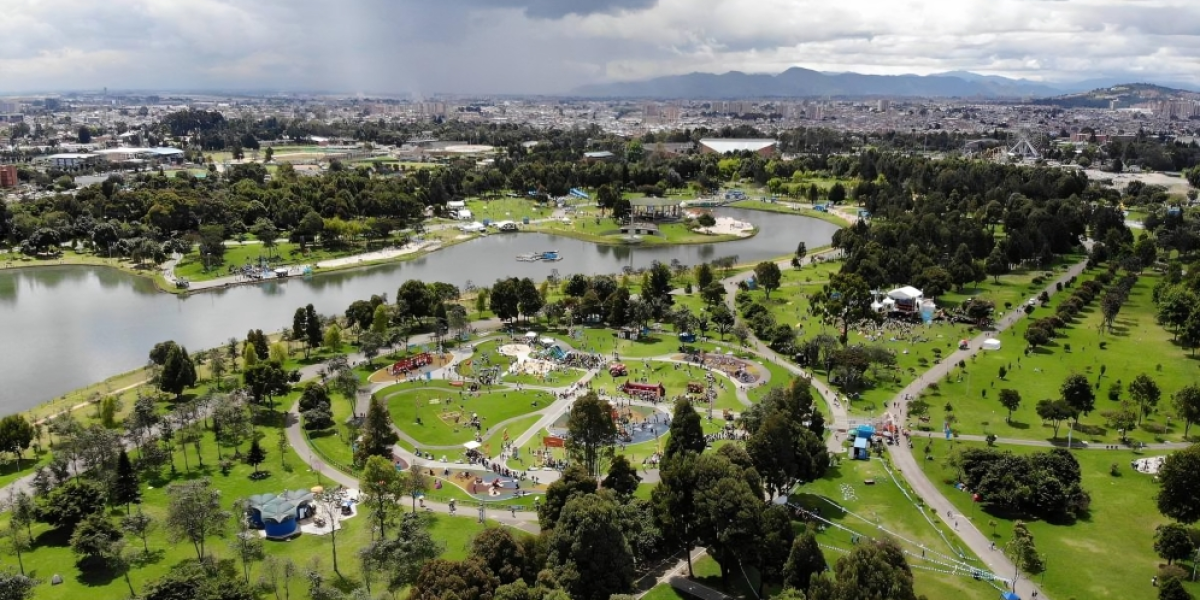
(878, 256, 1091, 600)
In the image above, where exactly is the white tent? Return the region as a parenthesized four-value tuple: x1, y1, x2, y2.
(459, 221, 486, 233)
(887, 286, 923, 301)
(539, 337, 555, 347)
(446, 200, 466, 209)
(982, 339, 1002, 351)
(524, 331, 538, 340)
(463, 441, 482, 450)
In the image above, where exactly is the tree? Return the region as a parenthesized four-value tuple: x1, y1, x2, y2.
(696, 263, 715, 289)
(982, 245, 1008, 284)
(246, 438, 267, 475)
(1158, 444, 1200, 523)
(70, 513, 122, 572)
(0, 569, 36, 600)
(1155, 523, 1195, 565)
(565, 392, 618, 477)
(360, 513, 441, 594)
(0, 415, 34, 464)
(517, 277, 545, 321)
(693, 458, 763, 585)
(783, 533, 827, 591)
(702, 281, 726, 308)
(322, 324, 342, 350)
(664, 398, 706, 460)
(1175, 385, 1200, 438)
(1005, 522, 1045, 578)
(754, 261, 783, 298)
(4, 513, 31, 577)
(160, 344, 197, 399)
(1129, 373, 1162, 426)
(355, 397, 398, 466)
(1060, 373, 1095, 425)
(470, 528, 528, 586)
(795, 241, 808, 265)
(165, 479, 229, 562)
(360, 455, 404, 540)
(229, 500, 265, 584)
(38, 478, 106, 532)
(77, 126, 92, 144)
(243, 362, 292, 409)
(827, 538, 916, 600)
(538, 464, 598, 530)
(998, 389, 1022, 424)
(1159, 576, 1194, 600)
(304, 304, 323, 351)
(759, 504, 796, 588)
(410, 558, 499, 600)
(121, 509, 156, 554)
(602, 455, 642, 498)
(360, 331, 385, 366)
(547, 495, 635, 600)
(111, 449, 141, 511)
(1036, 398, 1076, 439)
(812, 272, 876, 344)
(710, 304, 735, 339)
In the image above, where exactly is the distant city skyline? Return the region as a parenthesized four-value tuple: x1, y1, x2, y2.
(2, 0, 1199, 95)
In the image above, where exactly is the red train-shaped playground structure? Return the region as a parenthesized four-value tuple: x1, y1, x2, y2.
(389, 352, 434, 376)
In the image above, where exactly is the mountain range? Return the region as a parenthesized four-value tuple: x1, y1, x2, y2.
(571, 67, 1196, 100)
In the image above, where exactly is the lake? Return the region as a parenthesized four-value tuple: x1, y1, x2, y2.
(0, 209, 838, 410)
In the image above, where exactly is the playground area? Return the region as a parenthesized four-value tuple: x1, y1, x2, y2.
(673, 350, 765, 385)
(368, 352, 452, 383)
(550, 403, 671, 446)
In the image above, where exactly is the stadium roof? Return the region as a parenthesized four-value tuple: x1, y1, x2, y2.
(699, 138, 778, 153)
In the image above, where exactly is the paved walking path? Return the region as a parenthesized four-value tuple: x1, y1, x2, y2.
(880, 256, 1091, 600)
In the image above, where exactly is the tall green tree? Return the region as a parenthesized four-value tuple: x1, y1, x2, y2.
(1128, 373, 1162, 425)
(164, 479, 229, 562)
(565, 392, 617, 477)
(160, 344, 197, 399)
(546, 495, 635, 600)
(783, 532, 827, 592)
(1154, 523, 1195, 565)
(111, 449, 141, 511)
(538, 464, 597, 530)
(1174, 385, 1200, 438)
(602, 455, 642, 498)
(1060, 373, 1095, 426)
(998, 389, 1022, 424)
(354, 398, 398, 466)
(829, 538, 917, 600)
(1158, 443, 1200, 523)
(812, 272, 876, 344)
(245, 438, 267, 474)
(754, 261, 782, 298)
(663, 398, 706, 460)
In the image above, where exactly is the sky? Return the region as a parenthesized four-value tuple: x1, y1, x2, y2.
(2, 0, 1199, 95)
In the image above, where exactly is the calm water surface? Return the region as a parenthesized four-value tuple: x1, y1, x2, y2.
(0, 209, 837, 410)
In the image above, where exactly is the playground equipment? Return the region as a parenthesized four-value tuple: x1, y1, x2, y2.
(609, 363, 628, 377)
(390, 352, 434, 376)
(621, 381, 666, 399)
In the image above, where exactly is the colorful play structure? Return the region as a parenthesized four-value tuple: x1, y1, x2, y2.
(621, 381, 666, 399)
(390, 352, 434, 376)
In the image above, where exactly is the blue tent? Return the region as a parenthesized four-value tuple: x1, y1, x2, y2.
(1001, 592, 1020, 600)
(570, 188, 590, 199)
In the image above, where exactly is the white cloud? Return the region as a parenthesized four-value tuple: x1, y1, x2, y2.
(0, 0, 1198, 93)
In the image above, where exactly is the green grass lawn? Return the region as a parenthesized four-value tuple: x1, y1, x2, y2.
(465, 197, 553, 222)
(382, 386, 551, 448)
(920, 270, 1192, 446)
(172, 242, 359, 281)
(0, 423, 494, 600)
(745, 256, 1086, 415)
(797, 456, 1001, 600)
(918, 439, 1199, 600)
